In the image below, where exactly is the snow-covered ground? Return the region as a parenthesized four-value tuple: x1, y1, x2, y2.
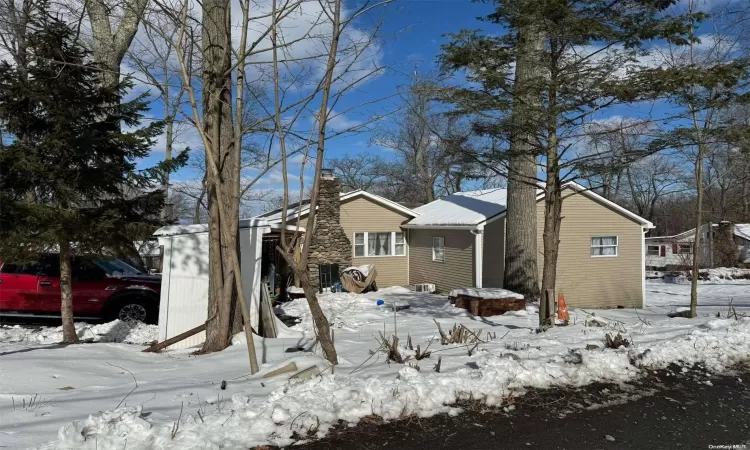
(0, 320, 158, 346)
(1, 280, 749, 450)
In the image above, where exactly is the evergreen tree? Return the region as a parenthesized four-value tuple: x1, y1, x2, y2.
(441, 0, 699, 325)
(0, 6, 186, 342)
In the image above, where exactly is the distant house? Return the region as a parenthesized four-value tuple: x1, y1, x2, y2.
(403, 182, 654, 308)
(646, 223, 750, 269)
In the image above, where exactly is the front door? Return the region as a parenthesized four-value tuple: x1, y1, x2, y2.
(70, 258, 110, 314)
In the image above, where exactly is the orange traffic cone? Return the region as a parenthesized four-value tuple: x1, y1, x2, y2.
(557, 293, 570, 321)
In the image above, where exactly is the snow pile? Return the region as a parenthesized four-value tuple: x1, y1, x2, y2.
(36, 317, 750, 450)
(280, 286, 418, 331)
(703, 267, 750, 281)
(0, 320, 158, 345)
(449, 287, 524, 300)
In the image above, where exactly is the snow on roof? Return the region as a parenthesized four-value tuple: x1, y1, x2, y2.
(406, 188, 515, 227)
(735, 224, 750, 241)
(153, 218, 304, 237)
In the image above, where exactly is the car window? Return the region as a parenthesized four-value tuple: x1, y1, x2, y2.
(37, 255, 61, 277)
(72, 258, 107, 281)
(93, 259, 142, 276)
(0, 262, 41, 275)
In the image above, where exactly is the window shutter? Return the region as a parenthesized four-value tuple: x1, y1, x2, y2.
(672, 243, 678, 254)
(660, 245, 666, 257)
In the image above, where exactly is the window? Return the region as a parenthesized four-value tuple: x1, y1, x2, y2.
(678, 244, 692, 254)
(354, 233, 366, 257)
(647, 245, 660, 256)
(368, 232, 392, 256)
(353, 232, 406, 257)
(395, 232, 405, 256)
(432, 236, 445, 262)
(591, 236, 618, 257)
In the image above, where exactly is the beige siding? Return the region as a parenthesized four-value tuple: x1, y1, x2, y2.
(339, 196, 411, 287)
(409, 229, 475, 293)
(535, 191, 643, 308)
(482, 217, 505, 287)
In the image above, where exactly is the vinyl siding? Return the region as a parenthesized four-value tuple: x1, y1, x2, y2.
(482, 217, 505, 288)
(339, 196, 411, 287)
(535, 191, 644, 308)
(409, 229, 475, 293)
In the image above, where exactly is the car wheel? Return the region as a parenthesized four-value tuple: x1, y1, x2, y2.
(109, 296, 157, 324)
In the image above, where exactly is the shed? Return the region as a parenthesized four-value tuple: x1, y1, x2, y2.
(153, 218, 303, 349)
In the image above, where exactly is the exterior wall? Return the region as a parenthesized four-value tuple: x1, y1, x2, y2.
(339, 196, 411, 287)
(157, 232, 210, 349)
(482, 217, 505, 288)
(408, 228, 475, 293)
(536, 192, 644, 308)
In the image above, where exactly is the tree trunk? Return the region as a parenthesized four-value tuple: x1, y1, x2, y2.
(201, 0, 240, 353)
(540, 132, 561, 328)
(503, 11, 543, 301)
(58, 240, 78, 344)
(689, 144, 705, 318)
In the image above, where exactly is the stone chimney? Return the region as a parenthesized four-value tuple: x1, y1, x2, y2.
(307, 170, 352, 290)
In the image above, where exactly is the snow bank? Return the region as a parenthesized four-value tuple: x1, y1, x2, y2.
(449, 287, 524, 300)
(36, 317, 750, 450)
(0, 320, 158, 345)
(703, 267, 750, 281)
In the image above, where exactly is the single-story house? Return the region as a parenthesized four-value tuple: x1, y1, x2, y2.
(646, 223, 750, 269)
(403, 182, 654, 308)
(258, 174, 419, 288)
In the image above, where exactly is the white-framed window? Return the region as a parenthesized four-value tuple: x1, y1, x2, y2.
(353, 232, 406, 257)
(591, 236, 618, 257)
(432, 236, 445, 262)
(678, 244, 692, 254)
(354, 232, 366, 257)
(395, 232, 405, 256)
(647, 245, 660, 256)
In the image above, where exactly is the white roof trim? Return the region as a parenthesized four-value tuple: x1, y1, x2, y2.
(262, 189, 419, 224)
(154, 218, 304, 237)
(560, 182, 655, 229)
(404, 181, 654, 230)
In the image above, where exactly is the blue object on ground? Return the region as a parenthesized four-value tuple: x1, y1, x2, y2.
(376, 299, 385, 306)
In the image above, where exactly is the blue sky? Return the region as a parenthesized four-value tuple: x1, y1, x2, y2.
(126, 0, 731, 215)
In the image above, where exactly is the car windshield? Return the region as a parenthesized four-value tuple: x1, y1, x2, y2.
(93, 259, 142, 276)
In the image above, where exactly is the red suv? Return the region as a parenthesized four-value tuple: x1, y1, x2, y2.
(0, 254, 161, 324)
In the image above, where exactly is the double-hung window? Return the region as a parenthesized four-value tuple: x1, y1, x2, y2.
(432, 237, 445, 262)
(353, 232, 406, 257)
(591, 236, 618, 257)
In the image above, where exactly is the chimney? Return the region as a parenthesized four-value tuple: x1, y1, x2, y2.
(307, 171, 352, 291)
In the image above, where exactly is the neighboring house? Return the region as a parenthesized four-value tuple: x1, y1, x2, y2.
(403, 182, 654, 308)
(646, 223, 750, 269)
(258, 173, 419, 287)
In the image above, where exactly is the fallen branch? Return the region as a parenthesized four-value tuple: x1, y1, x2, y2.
(142, 323, 207, 353)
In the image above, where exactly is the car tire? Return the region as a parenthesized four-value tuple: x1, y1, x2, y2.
(105, 294, 158, 324)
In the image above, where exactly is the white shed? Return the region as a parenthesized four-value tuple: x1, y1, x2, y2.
(153, 218, 302, 349)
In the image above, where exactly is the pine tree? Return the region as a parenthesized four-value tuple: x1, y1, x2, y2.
(0, 6, 186, 342)
(441, 0, 700, 324)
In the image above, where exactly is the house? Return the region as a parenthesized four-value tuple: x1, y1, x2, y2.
(403, 182, 654, 308)
(646, 223, 750, 269)
(258, 172, 419, 288)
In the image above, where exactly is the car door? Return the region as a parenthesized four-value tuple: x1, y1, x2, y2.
(35, 255, 62, 312)
(71, 258, 111, 314)
(0, 262, 40, 312)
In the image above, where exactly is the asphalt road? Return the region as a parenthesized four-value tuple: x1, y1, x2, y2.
(291, 363, 750, 450)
